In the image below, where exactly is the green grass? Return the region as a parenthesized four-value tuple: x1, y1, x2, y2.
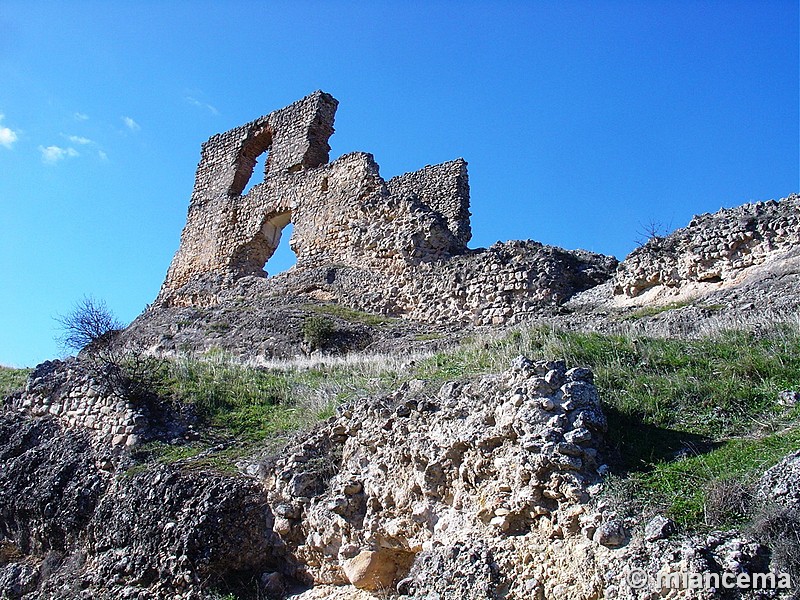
(413, 332, 445, 341)
(419, 324, 800, 441)
(629, 427, 800, 528)
(620, 300, 693, 321)
(125, 440, 247, 476)
(133, 320, 800, 531)
(156, 354, 298, 440)
(302, 303, 395, 326)
(0, 366, 30, 398)
(153, 350, 407, 442)
(414, 323, 800, 529)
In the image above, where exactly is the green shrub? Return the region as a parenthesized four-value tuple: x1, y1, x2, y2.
(302, 316, 335, 349)
(302, 303, 394, 326)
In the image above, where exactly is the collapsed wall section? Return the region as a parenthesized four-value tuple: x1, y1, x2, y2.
(615, 194, 800, 298)
(265, 241, 617, 326)
(387, 159, 472, 247)
(9, 359, 145, 448)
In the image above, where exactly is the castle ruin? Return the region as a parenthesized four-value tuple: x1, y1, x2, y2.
(156, 91, 616, 326)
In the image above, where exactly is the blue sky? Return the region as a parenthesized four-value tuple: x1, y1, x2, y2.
(1, 1, 797, 367)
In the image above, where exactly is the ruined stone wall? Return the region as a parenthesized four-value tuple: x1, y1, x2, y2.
(615, 194, 800, 298)
(153, 91, 616, 322)
(160, 91, 339, 296)
(9, 359, 144, 447)
(387, 159, 472, 247)
(268, 243, 613, 326)
(158, 91, 475, 308)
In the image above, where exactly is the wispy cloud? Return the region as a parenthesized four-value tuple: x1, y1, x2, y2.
(186, 96, 219, 115)
(74, 112, 89, 121)
(39, 145, 79, 164)
(122, 116, 140, 132)
(57, 133, 107, 161)
(63, 134, 93, 145)
(0, 113, 19, 149)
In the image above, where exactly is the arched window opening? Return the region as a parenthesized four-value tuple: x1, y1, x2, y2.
(241, 150, 268, 196)
(259, 212, 297, 277)
(230, 210, 295, 278)
(229, 125, 272, 196)
(265, 221, 297, 276)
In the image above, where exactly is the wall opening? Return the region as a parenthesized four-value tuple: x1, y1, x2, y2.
(241, 150, 268, 195)
(265, 222, 297, 276)
(230, 210, 295, 278)
(229, 125, 272, 196)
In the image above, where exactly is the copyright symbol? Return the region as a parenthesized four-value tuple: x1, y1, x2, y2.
(626, 568, 649, 590)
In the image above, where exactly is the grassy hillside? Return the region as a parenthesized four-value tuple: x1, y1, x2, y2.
(0, 366, 30, 398)
(133, 321, 800, 531)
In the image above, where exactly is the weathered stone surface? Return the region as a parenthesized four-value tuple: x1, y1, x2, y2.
(615, 194, 800, 299)
(149, 91, 617, 334)
(0, 411, 109, 556)
(262, 357, 608, 588)
(643, 514, 675, 542)
(0, 409, 281, 599)
(341, 548, 415, 590)
(758, 449, 800, 510)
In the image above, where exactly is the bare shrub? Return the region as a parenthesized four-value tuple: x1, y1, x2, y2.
(56, 296, 161, 402)
(749, 505, 800, 591)
(635, 219, 671, 248)
(704, 478, 753, 527)
(56, 296, 123, 353)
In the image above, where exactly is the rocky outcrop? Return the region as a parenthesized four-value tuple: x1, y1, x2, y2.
(262, 357, 608, 591)
(0, 409, 281, 600)
(615, 194, 800, 299)
(0, 412, 110, 559)
(3, 355, 798, 598)
(7, 359, 145, 448)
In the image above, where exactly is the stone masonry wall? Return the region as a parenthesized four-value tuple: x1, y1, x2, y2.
(264, 241, 617, 326)
(615, 194, 800, 298)
(8, 359, 144, 448)
(155, 91, 616, 321)
(387, 160, 472, 247)
(158, 91, 471, 307)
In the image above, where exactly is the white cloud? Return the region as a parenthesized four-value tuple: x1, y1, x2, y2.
(122, 116, 140, 132)
(74, 112, 89, 121)
(64, 134, 93, 145)
(97, 150, 108, 161)
(39, 145, 79, 164)
(0, 113, 19, 149)
(186, 96, 219, 115)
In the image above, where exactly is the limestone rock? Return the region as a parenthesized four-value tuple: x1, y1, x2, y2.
(342, 548, 415, 591)
(758, 449, 800, 510)
(643, 514, 676, 542)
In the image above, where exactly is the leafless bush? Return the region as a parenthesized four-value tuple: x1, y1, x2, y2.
(57, 296, 124, 353)
(749, 505, 800, 592)
(704, 478, 753, 527)
(56, 296, 160, 402)
(635, 219, 671, 248)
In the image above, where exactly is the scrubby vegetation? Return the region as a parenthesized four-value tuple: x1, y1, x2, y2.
(416, 323, 800, 529)
(302, 315, 335, 350)
(118, 320, 800, 532)
(302, 303, 395, 326)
